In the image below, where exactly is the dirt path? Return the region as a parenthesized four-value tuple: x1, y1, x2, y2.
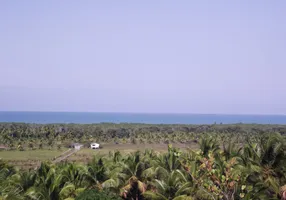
(52, 148, 80, 163)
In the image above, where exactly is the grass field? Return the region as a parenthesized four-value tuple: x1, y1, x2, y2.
(0, 149, 67, 161)
(0, 143, 199, 168)
(0, 149, 68, 170)
(67, 143, 199, 163)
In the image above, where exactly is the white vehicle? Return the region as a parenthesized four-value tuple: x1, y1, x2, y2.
(90, 143, 100, 149)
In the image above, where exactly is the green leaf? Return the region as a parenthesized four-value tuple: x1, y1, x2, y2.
(143, 191, 168, 200)
(173, 195, 194, 200)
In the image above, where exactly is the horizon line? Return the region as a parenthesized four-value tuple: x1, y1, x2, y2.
(0, 110, 286, 116)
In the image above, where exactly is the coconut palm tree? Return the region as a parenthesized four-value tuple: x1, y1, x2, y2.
(143, 170, 194, 200)
(119, 151, 151, 199)
(60, 163, 91, 188)
(88, 156, 107, 185)
(240, 134, 286, 199)
(59, 183, 85, 200)
(0, 161, 23, 200)
(154, 145, 182, 174)
(199, 136, 220, 157)
(8, 171, 37, 194)
(25, 162, 63, 200)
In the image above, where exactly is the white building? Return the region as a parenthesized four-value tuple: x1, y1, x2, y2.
(75, 144, 83, 150)
(71, 143, 83, 150)
(90, 143, 100, 149)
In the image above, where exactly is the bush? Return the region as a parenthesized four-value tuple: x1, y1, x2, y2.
(75, 189, 121, 200)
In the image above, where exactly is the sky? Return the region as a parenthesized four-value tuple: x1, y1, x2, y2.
(0, 1, 286, 114)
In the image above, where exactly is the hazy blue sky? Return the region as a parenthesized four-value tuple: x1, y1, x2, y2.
(1, 1, 286, 114)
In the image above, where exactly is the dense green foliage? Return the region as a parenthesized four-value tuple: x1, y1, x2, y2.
(1, 129, 286, 199)
(1, 123, 286, 150)
(75, 189, 121, 200)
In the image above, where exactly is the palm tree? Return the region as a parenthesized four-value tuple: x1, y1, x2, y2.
(59, 183, 85, 200)
(8, 171, 37, 194)
(241, 133, 286, 198)
(119, 151, 149, 199)
(199, 136, 220, 157)
(102, 152, 127, 194)
(26, 162, 62, 200)
(143, 170, 194, 200)
(221, 140, 243, 161)
(88, 156, 107, 185)
(0, 161, 23, 200)
(154, 145, 182, 174)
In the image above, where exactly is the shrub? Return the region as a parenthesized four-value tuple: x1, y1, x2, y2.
(75, 189, 121, 200)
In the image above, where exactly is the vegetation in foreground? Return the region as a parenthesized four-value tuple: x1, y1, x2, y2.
(1, 133, 286, 200)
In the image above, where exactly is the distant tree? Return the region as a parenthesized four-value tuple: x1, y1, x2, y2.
(48, 139, 54, 150)
(131, 137, 137, 144)
(139, 138, 145, 144)
(28, 142, 34, 150)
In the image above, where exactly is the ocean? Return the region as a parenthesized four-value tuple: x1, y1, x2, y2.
(0, 111, 286, 124)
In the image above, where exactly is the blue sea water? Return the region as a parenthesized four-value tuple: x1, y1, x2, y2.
(0, 111, 286, 124)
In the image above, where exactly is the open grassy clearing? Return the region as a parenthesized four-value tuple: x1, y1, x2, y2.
(0, 149, 69, 170)
(0, 149, 68, 170)
(67, 143, 199, 163)
(0, 143, 199, 168)
(0, 149, 67, 161)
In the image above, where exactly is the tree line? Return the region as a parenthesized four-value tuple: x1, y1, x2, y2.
(1, 123, 286, 150)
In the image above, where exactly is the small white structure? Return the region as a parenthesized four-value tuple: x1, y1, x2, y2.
(71, 143, 83, 150)
(75, 144, 83, 150)
(90, 143, 100, 149)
